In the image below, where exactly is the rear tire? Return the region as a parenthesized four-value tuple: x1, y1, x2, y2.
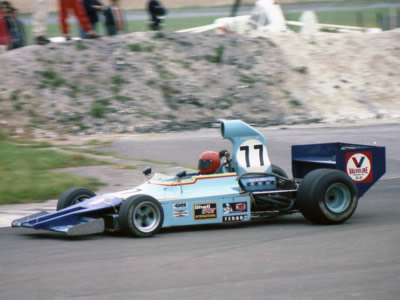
(57, 187, 96, 211)
(296, 169, 358, 224)
(119, 195, 164, 237)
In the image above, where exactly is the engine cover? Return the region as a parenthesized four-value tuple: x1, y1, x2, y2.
(239, 174, 277, 192)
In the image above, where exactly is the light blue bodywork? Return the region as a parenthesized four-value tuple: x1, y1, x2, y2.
(114, 172, 250, 228)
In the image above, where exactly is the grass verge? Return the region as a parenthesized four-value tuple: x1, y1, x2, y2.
(0, 133, 104, 205)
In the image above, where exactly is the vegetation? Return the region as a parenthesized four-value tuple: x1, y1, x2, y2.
(75, 40, 88, 51)
(160, 84, 179, 109)
(240, 74, 257, 84)
(152, 31, 175, 41)
(110, 75, 125, 94)
(289, 99, 302, 107)
(111, 75, 125, 85)
(294, 66, 308, 74)
(204, 45, 225, 64)
(128, 43, 154, 52)
(115, 95, 134, 102)
(0, 133, 104, 204)
(39, 70, 65, 88)
(10, 89, 22, 101)
(154, 64, 177, 80)
(90, 98, 112, 118)
(67, 83, 80, 98)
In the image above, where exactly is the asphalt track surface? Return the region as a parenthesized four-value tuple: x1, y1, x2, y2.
(1, 123, 399, 300)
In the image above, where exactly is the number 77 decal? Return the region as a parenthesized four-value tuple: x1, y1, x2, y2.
(240, 145, 264, 167)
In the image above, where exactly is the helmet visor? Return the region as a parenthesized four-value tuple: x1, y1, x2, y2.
(198, 159, 212, 170)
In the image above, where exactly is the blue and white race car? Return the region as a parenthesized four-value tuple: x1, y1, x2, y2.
(12, 120, 386, 237)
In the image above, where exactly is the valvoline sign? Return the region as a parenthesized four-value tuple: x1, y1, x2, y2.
(345, 152, 373, 183)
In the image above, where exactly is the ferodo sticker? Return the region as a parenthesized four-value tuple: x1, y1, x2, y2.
(223, 215, 247, 223)
(345, 152, 373, 183)
(194, 203, 217, 220)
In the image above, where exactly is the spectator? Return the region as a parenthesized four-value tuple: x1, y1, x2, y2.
(32, 0, 50, 45)
(0, 2, 10, 51)
(147, 0, 166, 31)
(7, 7, 25, 49)
(58, 0, 101, 40)
(103, 0, 125, 36)
(80, 0, 104, 38)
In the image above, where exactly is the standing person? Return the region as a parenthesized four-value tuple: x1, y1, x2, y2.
(0, 2, 10, 51)
(103, 0, 125, 36)
(7, 7, 25, 49)
(32, 0, 50, 45)
(58, 0, 100, 40)
(80, 0, 103, 38)
(147, 0, 166, 31)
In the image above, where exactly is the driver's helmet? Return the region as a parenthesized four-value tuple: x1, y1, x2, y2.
(198, 151, 221, 174)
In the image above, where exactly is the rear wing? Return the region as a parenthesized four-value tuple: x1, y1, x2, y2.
(292, 143, 386, 197)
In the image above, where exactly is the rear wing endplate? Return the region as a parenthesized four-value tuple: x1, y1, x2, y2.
(292, 143, 386, 197)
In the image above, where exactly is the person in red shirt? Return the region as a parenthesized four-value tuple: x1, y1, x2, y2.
(0, 3, 10, 51)
(58, 0, 100, 39)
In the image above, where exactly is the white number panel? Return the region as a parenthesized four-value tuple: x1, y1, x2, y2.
(236, 139, 271, 173)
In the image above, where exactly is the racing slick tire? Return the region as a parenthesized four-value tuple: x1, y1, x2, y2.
(57, 187, 96, 210)
(296, 169, 358, 224)
(119, 195, 164, 237)
(271, 164, 288, 178)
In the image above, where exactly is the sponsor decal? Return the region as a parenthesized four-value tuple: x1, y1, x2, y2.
(194, 203, 217, 220)
(345, 152, 373, 183)
(173, 210, 188, 217)
(223, 214, 247, 223)
(173, 202, 189, 218)
(173, 202, 188, 209)
(223, 202, 248, 214)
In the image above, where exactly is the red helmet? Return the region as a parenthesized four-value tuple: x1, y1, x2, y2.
(198, 151, 221, 174)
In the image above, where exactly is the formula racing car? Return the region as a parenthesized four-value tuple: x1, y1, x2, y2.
(12, 120, 386, 237)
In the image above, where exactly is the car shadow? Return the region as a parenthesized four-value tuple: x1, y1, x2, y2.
(12, 214, 324, 240)
(159, 214, 310, 235)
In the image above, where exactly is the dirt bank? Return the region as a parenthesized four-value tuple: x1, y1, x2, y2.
(0, 30, 399, 138)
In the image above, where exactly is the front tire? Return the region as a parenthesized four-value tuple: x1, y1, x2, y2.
(119, 195, 164, 237)
(57, 187, 96, 210)
(296, 169, 358, 224)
